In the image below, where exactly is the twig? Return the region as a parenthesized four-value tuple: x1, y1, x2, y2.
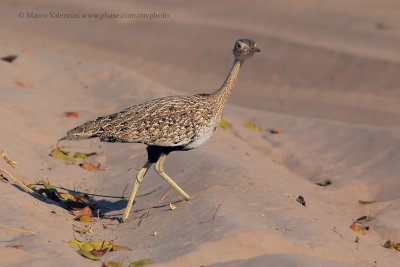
(0, 168, 34, 193)
(212, 204, 222, 221)
(158, 189, 170, 202)
(138, 209, 150, 227)
(333, 227, 343, 238)
(0, 225, 36, 235)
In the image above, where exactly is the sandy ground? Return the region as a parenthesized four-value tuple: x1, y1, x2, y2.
(0, 0, 400, 266)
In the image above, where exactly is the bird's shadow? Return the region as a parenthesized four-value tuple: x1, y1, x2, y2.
(10, 183, 184, 223)
(95, 197, 186, 222)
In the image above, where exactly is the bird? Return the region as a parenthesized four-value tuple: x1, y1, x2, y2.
(59, 38, 260, 222)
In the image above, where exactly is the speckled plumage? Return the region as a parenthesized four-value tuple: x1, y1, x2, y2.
(63, 94, 221, 148)
(59, 39, 260, 222)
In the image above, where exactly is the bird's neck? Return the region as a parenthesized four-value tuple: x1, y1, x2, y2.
(212, 59, 241, 106)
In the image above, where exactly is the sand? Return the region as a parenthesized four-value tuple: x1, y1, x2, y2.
(0, 0, 399, 266)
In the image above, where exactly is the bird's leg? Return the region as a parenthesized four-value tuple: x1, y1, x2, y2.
(122, 160, 152, 222)
(155, 153, 190, 200)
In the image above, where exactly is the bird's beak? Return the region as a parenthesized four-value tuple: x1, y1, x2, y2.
(253, 47, 261, 52)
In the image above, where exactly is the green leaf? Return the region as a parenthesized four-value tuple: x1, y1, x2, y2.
(51, 148, 77, 162)
(69, 239, 95, 251)
(68, 239, 81, 247)
(74, 152, 88, 159)
(355, 216, 374, 224)
(106, 262, 125, 267)
(316, 178, 333, 186)
(129, 259, 153, 267)
(77, 249, 100, 260)
(219, 119, 229, 130)
(244, 122, 261, 131)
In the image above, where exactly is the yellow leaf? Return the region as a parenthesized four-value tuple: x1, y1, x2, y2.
(80, 162, 100, 172)
(245, 122, 261, 131)
(219, 119, 229, 130)
(107, 262, 124, 267)
(59, 192, 76, 201)
(51, 148, 77, 162)
(169, 203, 176, 210)
(129, 259, 153, 267)
(68, 239, 81, 247)
(76, 215, 93, 223)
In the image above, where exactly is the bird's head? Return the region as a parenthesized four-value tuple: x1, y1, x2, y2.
(233, 39, 260, 63)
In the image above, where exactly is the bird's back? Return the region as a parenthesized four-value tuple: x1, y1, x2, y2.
(62, 93, 222, 148)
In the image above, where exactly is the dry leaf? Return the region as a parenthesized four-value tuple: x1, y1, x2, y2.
(245, 122, 261, 131)
(383, 240, 400, 251)
(112, 245, 131, 251)
(74, 206, 93, 222)
(1, 174, 9, 182)
(23, 49, 33, 55)
(358, 200, 376, 205)
(105, 262, 124, 267)
(1, 55, 17, 63)
(13, 80, 30, 87)
(91, 247, 111, 257)
(270, 128, 281, 134)
(296, 195, 306, 206)
(64, 111, 79, 118)
(1, 152, 18, 168)
(169, 203, 176, 210)
(80, 162, 100, 172)
(316, 178, 333, 186)
(350, 223, 367, 235)
(219, 119, 229, 130)
(6, 245, 23, 249)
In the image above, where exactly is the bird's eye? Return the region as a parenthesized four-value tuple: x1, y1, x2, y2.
(236, 43, 241, 49)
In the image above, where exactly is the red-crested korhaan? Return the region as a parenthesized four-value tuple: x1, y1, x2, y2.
(60, 39, 260, 222)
